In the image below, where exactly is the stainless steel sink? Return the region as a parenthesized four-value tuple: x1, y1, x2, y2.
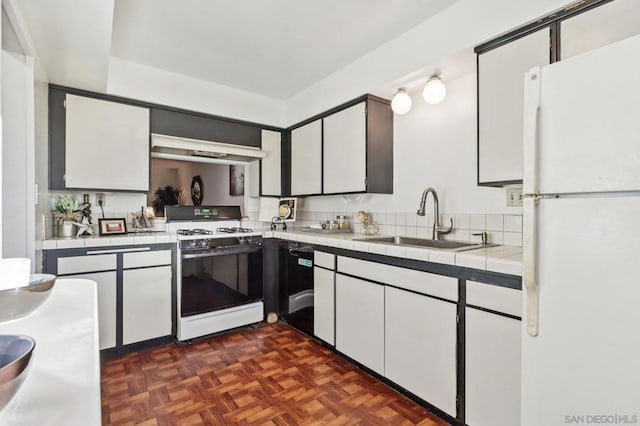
(352, 236, 494, 252)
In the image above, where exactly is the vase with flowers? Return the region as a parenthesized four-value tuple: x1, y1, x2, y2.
(53, 195, 82, 237)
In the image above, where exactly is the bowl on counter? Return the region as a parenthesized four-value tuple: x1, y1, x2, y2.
(0, 274, 56, 322)
(0, 335, 35, 410)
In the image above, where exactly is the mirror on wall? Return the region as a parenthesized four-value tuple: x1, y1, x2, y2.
(148, 159, 245, 212)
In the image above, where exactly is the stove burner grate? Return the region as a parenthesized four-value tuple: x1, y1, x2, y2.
(216, 227, 254, 234)
(177, 228, 214, 236)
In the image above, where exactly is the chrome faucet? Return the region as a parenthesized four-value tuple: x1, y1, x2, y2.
(417, 187, 453, 240)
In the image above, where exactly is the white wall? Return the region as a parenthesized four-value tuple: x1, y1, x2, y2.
(1, 50, 33, 258)
(285, 0, 569, 126)
(107, 57, 286, 127)
(302, 73, 518, 216)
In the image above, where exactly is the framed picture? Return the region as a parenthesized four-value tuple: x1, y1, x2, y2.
(229, 165, 245, 196)
(98, 218, 128, 236)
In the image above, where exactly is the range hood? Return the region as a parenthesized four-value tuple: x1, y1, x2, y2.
(151, 133, 266, 165)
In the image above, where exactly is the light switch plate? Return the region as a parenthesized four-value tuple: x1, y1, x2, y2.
(506, 188, 523, 207)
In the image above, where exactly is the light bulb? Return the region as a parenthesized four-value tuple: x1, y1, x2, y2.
(422, 77, 446, 105)
(391, 89, 412, 115)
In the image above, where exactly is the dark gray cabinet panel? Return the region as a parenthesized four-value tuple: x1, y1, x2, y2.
(365, 97, 394, 194)
(150, 108, 261, 147)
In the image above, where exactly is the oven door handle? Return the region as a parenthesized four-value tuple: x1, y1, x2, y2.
(181, 248, 260, 260)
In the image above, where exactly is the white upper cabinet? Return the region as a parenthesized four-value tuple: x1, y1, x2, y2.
(290, 119, 322, 196)
(323, 102, 366, 194)
(65, 94, 149, 191)
(560, 0, 640, 60)
(287, 95, 393, 197)
(260, 129, 282, 196)
(477, 27, 550, 185)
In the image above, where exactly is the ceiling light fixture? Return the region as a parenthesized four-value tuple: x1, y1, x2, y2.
(422, 75, 446, 105)
(391, 88, 412, 115)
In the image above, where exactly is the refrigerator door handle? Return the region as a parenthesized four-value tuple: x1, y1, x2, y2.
(523, 67, 542, 337)
(523, 67, 541, 196)
(523, 196, 540, 336)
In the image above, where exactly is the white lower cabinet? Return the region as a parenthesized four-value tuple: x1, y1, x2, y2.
(122, 265, 172, 345)
(385, 286, 458, 416)
(70, 271, 117, 350)
(314, 266, 335, 345)
(335, 274, 384, 375)
(465, 307, 521, 426)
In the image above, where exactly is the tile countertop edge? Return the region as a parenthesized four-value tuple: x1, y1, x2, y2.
(270, 229, 523, 277)
(0, 279, 101, 425)
(42, 229, 523, 276)
(42, 232, 177, 249)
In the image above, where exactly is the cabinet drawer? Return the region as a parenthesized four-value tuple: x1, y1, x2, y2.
(57, 254, 117, 275)
(337, 256, 457, 302)
(123, 250, 172, 269)
(314, 251, 335, 270)
(466, 280, 522, 317)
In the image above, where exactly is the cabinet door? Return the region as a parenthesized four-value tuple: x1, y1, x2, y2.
(478, 28, 550, 185)
(313, 266, 335, 345)
(335, 274, 384, 375)
(64, 94, 149, 191)
(323, 103, 366, 194)
(466, 308, 521, 426)
(122, 265, 172, 345)
(260, 129, 282, 196)
(68, 271, 117, 350)
(290, 119, 322, 195)
(560, 0, 640, 60)
(385, 286, 457, 416)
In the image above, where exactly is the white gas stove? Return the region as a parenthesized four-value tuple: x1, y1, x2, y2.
(165, 205, 264, 341)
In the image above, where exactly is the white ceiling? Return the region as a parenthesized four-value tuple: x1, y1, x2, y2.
(15, 0, 457, 99)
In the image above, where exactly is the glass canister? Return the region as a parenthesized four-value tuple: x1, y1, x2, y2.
(336, 215, 350, 230)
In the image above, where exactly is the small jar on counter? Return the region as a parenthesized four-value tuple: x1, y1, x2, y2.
(336, 215, 350, 230)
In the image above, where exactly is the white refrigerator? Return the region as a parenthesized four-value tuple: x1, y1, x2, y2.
(521, 34, 640, 426)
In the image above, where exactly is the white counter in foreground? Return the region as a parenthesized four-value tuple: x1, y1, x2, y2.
(0, 279, 101, 426)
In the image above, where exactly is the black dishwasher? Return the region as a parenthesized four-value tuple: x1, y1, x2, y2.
(279, 241, 314, 335)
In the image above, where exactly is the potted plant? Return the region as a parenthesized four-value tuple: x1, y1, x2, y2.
(151, 185, 181, 217)
(53, 195, 81, 237)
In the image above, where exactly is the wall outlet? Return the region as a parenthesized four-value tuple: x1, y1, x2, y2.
(506, 188, 523, 207)
(96, 193, 106, 207)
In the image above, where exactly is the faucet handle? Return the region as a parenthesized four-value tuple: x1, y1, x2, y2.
(435, 217, 453, 236)
(472, 231, 488, 245)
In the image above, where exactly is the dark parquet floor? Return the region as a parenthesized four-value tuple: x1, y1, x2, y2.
(101, 322, 449, 425)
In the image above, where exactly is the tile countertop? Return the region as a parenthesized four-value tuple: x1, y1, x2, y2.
(40, 231, 176, 250)
(41, 229, 522, 276)
(268, 229, 523, 277)
(0, 279, 101, 425)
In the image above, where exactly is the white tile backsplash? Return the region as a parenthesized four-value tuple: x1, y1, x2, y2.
(486, 214, 504, 231)
(405, 213, 417, 227)
(455, 214, 470, 230)
(288, 209, 523, 247)
(503, 231, 523, 247)
(470, 214, 485, 230)
(504, 215, 523, 232)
